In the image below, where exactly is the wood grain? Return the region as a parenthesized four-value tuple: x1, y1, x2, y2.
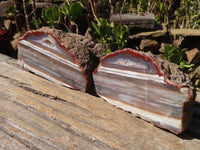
(110, 13, 155, 29)
(0, 54, 200, 150)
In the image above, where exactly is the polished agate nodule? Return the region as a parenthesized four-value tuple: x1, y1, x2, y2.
(93, 49, 194, 134)
(18, 28, 105, 93)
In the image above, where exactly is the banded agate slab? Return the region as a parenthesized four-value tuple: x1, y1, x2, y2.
(93, 49, 194, 134)
(18, 31, 86, 91)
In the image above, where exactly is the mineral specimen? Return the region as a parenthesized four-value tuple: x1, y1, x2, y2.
(18, 27, 105, 93)
(93, 48, 194, 134)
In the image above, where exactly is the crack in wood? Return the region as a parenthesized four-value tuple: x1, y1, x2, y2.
(19, 85, 63, 100)
(0, 74, 92, 113)
(0, 74, 30, 87)
(0, 74, 116, 149)
(0, 74, 110, 130)
(15, 85, 115, 133)
(17, 84, 97, 114)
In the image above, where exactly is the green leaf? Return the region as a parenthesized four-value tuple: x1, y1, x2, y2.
(168, 53, 178, 63)
(91, 18, 129, 52)
(160, 2, 166, 14)
(114, 25, 129, 40)
(91, 21, 101, 35)
(162, 44, 191, 67)
(179, 60, 194, 70)
(178, 7, 185, 16)
(155, 15, 161, 24)
(42, 9, 50, 23)
(106, 49, 112, 54)
(45, 8, 54, 21)
(70, 2, 84, 20)
(164, 45, 172, 52)
(62, 1, 71, 16)
(42, 6, 62, 27)
(7, 5, 16, 17)
(54, 6, 62, 22)
(121, 25, 129, 40)
(114, 25, 122, 39)
(32, 18, 42, 27)
(197, 19, 200, 25)
(98, 18, 112, 37)
(110, 22, 114, 28)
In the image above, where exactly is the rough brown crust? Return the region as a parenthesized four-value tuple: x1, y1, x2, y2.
(35, 27, 193, 92)
(37, 27, 106, 94)
(38, 27, 106, 74)
(155, 56, 193, 88)
(143, 52, 193, 88)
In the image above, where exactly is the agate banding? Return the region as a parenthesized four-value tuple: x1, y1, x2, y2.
(18, 27, 194, 134)
(18, 27, 106, 93)
(93, 49, 194, 134)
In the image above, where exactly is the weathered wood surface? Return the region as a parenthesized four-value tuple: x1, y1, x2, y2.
(110, 13, 155, 29)
(130, 29, 200, 39)
(0, 54, 200, 150)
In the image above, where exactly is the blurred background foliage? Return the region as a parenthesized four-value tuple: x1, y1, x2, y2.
(5, 0, 200, 32)
(1, 0, 200, 70)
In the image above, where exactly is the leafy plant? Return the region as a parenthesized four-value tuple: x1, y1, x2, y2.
(42, 1, 84, 32)
(179, 60, 194, 71)
(31, 18, 42, 28)
(7, 4, 17, 17)
(162, 45, 186, 64)
(61, 1, 84, 33)
(42, 6, 62, 28)
(91, 18, 129, 54)
(62, 1, 84, 21)
(154, 0, 174, 24)
(137, 0, 149, 12)
(162, 45, 194, 70)
(112, 24, 129, 50)
(175, 0, 200, 29)
(91, 18, 114, 53)
(114, 0, 149, 13)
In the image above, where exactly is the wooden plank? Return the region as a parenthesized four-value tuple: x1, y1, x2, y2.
(129, 29, 200, 40)
(129, 30, 167, 39)
(171, 29, 200, 37)
(0, 54, 13, 62)
(0, 128, 29, 150)
(0, 56, 200, 149)
(110, 13, 155, 29)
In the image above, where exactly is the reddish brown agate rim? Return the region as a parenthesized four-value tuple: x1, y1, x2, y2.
(94, 48, 194, 134)
(94, 48, 194, 101)
(18, 31, 77, 63)
(19, 30, 88, 90)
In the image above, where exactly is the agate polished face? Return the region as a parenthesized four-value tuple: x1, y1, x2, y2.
(93, 49, 193, 134)
(18, 28, 194, 134)
(18, 31, 87, 91)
